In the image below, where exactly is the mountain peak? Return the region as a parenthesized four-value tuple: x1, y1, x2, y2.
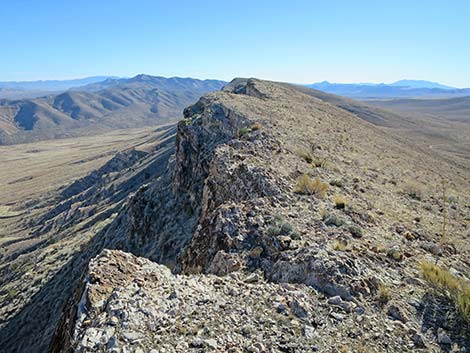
(131, 73, 156, 82)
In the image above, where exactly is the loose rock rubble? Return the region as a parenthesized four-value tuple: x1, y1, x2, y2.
(73, 250, 439, 352)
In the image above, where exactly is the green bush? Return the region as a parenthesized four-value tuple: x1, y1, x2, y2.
(267, 215, 301, 240)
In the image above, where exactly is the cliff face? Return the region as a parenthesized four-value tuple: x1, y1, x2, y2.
(67, 79, 469, 351)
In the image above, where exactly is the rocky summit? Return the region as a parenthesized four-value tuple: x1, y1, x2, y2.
(1, 79, 469, 353)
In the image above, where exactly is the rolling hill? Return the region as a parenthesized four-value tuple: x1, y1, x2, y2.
(0, 75, 226, 144)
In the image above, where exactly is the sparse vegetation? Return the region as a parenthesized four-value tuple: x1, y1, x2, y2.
(323, 214, 345, 227)
(294, 175, 328, 197)
(238, 127, 252, 137)
(295, 147, 328, 168)
(4, 288, 19, 302)
(377, 284, 391, 304)
(238, 124, 262, 137)
(329, 179, 343, 187)
(348, 225, 363, 238)
(296, 148, 313, 163)
(403, 180, 425, 200)
(312, 157, 327, 168)
(420, 261, 470, 322)
(267, 215, 301, 240)
(333, 194, 347, 209)
(332, 239, 350, 252)
(386, 247, 403, 261)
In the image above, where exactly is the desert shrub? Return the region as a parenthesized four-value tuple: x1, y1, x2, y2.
(47, 237, 58, 245)
(377, 284, 391, 304)
(181, 118, 192, 126)
(420, 261, 470, 321)
(386, 246, 403, 261)
(296, 148, 313, 163)
(348, 225, 363, 238)
(323, 214, 345, 227)
(333, 194, 347, 209)
(332, 239, 351, 252)
(5, 288, 19, 301)
(294, 175, 328, 197)
(329, 179, 343, 187)
(267, 215, 301, 240)
(403, 181, 425, 200)
(447, 195, 458, 204)
(312, 157, 327, 168)
(238, 127, 252, 137)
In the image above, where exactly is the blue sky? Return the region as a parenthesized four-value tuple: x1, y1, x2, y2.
(1, 0, 469, 87)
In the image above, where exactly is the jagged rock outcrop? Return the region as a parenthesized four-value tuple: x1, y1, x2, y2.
(71, 249, 421, 353)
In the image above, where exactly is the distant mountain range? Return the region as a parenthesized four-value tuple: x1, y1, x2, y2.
(388, 79, 455, 90)
(0, 75, 226, 144)
(0, 76, 117, 92)
(306, 80, 470, 98)
(0, 76, 121, 100)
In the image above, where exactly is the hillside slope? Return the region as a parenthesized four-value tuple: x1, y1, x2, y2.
(290, 84, 470, 170)
(0, 75, 225, 145)
(367, 96, 470, 123)
(0, 79, 468, 352)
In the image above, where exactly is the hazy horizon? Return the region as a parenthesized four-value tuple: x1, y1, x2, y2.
(1, 0, 469, 87)
(0, 74, 466, 89)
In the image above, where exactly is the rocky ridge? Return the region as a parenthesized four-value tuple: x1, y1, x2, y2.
(70, 79, 469, 352)
(1, 78, 468, 352)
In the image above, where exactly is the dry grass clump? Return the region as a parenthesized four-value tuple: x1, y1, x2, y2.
(332, 239, 348, 251)
(312, 157, 328, 168)
(377, 284, 391, 304)
(295, 148, 327, 168)
(294, 175, 328, 197)
(420, 261, 470, 321)
(403, 180, 426, 200)
(333, 194, 347, 209)
(296, 148, 313, 163)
